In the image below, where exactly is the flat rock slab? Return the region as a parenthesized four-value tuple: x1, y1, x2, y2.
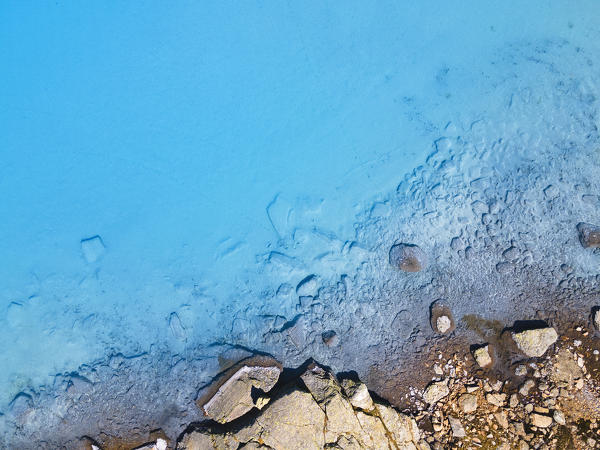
(201, 363, 282, 424)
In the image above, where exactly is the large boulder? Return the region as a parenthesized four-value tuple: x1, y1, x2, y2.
(198, 357, 282, 424)
(512, 327, 558, 357)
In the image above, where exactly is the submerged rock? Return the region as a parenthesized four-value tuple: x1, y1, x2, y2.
(198, 357, 282, 424)
(577, 222, 600, 248)
(321, 330, 338, 347)
(593, 309, 600, 331)
(472, 344, 493, 368)
(430, 301, 455, 334)
(389, 243, 428, 272)
(512, 327, 558, 357)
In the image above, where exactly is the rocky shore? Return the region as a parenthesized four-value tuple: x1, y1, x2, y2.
(77, 308, 600, 450)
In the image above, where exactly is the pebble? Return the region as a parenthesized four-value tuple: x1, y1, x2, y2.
(553, 410, 566, 425)
(515, 365, 528, 376)
(530, 413, 553, 428)
(423, 381, 450, 404)
(486, 393, 506, 407)
(448, 417, 466, 438)
(519, 379, 536, 396)
(458, 394, 478, 413)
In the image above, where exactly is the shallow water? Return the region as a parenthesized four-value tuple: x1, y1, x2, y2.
(1, 1, 600, 446)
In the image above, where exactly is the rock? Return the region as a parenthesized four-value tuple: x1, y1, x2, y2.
(321, 330, 338, 347)
(472, 345, 493, 368)
(296, 275, 319, 297)
(515, 364, 528, 376)
(494, 411, 509, 429)
(423, 381, 449, 404)
(530, 413, 553, 428)
(577, 222, 600, 248)
(243, 386, 326, 450)
(594, 309, 600, 331)
(377, 404, 420, 444)
(436, 316, 451, 333)
(511, 327, 558, 357)
(199, 359, 282, 424)
(430, 301, 455, 334)
(519, 379, 536, 396)
(553, 410, 566, 425)
(389, 243, 428, 272)
(341, 379, 375, 411)
(496, 262, 513, 274)
(458, 394, 478, 413)
(300, 364, 341, 404)
(134, 439, 167, 450)
(80, 235, 105, 263)
(486, 393, 506, 407)
(509, 394, 519, 408)
(448, 417, 466, 438)
(301, 365, 370, 446)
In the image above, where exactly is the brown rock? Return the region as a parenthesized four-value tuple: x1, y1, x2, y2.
(198, 357, 282, 424)
(577, 222, 600, 248)
(389, 243, 428, 272)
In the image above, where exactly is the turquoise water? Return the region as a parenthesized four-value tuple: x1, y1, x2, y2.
(1, 1, 600, 446)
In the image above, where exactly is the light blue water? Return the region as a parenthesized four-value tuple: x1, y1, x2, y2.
(1, 1, 600, 439)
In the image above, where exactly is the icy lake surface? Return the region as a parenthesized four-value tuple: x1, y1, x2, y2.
(1, 1, 600, 444)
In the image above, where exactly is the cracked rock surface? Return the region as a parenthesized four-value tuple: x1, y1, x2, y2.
(178, 363, 423, 450)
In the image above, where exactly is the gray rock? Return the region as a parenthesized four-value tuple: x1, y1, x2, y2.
(448, 416, 466, 438)
(200, 360, 282, 424)
(594, 309, 600, 331)
(577, 222, 600, 248)
(389, 243, 428, 272)
(512, 327, 558, 357)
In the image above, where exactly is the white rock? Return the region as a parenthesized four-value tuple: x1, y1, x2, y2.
(512, 327, 558, 357)
(486, 393, 506, 407)
(515, 365, 527, 376)
(553, 410, 566, 425)
(436, 316, 451, 334)
(594, 309, 600, 331)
